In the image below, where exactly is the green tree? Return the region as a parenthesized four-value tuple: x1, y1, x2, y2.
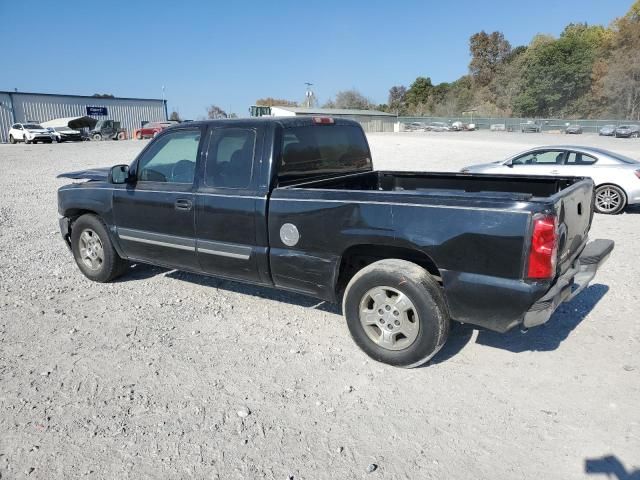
(405, 77, 433, 113)
(514, 26, 606, 117)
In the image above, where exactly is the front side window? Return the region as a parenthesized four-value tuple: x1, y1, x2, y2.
(512, 150, 565, 165)
(137, 129, 201, 184)
(204, 128, 256, 188)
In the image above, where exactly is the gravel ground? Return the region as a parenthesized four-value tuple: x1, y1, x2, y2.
(1, 131, 639, 479)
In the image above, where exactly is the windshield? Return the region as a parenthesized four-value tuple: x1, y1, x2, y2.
(24, 124, 43, 129)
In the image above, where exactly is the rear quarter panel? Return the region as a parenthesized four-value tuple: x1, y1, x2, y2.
(268, 188, 547, 331)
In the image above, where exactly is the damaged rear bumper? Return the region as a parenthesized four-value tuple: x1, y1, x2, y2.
(523, 239, 614, 328)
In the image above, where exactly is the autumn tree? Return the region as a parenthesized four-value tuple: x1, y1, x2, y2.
(387, 86, 407, 114)
(469, 31, 511, 87)
(255, 97, 298, 107)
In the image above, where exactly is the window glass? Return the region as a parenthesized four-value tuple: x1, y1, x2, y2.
(512, 150, 565, 165)
(204, 128, 256, 188)
(137, 129, 200, 183)
(566, 152, 597, 165)
(279, 125, 372, 181)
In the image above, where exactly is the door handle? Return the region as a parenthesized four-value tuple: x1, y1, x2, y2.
(174, 198, 193, 211)
(550, 170, 560, 175)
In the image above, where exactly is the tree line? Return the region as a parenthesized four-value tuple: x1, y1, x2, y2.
(253, 1, 640, 120)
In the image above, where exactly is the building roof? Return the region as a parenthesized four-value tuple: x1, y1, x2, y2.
(270, 106, 396, 117)
(0, 90, 164, 102)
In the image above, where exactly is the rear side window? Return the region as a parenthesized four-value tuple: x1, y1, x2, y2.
(279, 125, 372, 182)
(566, 152, 597, 165)
(204, 128, 256, 188)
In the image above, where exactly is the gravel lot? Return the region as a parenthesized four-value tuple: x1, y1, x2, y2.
(1, 131, 639, 479)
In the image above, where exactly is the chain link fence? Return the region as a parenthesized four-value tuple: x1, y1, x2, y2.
(398, 116, 639, 134)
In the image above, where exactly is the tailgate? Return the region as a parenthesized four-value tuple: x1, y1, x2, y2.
(551, 178, 594, 275)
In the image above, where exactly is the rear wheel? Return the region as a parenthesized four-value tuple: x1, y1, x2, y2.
(117, 132, 126, 140)
(70, 214, 129, 282)
(92, 133, 102, 141)
(343, 259, 449, 368)
(136, 131, 143, 140)
(595, 184, 626, 215)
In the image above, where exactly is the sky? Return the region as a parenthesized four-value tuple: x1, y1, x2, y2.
(0, 0, 634, 119)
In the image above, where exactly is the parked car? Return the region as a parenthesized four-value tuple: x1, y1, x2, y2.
(42, 116, 97, 142)
(8, 122, 54, 144)
(520, 121, 542, 133)
(134, 121, 174, 140)
(46, 127, 84, 142)
(599, 125, 616, 136)
(461, 145, 640, 214)
(614, 125, 640, 138)
(565, 125, 583, 134)
(57, 117, 613, 367)
(451, 121, 476, 131)
(427, 122, 450, 132)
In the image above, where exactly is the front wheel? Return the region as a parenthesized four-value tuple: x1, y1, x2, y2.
(70, 214, 129, 282)
(343, 259, 449, 368)
(92, 133, 102, 141)
(595, 184, 627, 215)
(9, 135, 16, 144)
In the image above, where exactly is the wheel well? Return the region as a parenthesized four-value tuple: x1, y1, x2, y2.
(335, 244, 441, 298)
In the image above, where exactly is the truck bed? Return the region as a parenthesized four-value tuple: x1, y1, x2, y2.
(282, 170, 584, 202)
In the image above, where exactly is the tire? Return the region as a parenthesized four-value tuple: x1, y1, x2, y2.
(116, 132, 126, 141)
(594, 184, 627, 215)
(24, 137, 31, 144)
(136, 131, 143, 140)
(342, 259, 449, 368)
(92, 133, 102, 141)
(70, 214, 129, 282)
(153, 130, 160, 138)
(9, 135, 16, 144)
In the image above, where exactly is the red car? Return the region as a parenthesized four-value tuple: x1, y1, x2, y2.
(134, 121, 174, 140)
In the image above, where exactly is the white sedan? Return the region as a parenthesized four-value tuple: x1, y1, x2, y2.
(461, 145, 640, 214)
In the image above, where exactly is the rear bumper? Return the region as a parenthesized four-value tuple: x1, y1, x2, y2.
(523, 239, 614, 328)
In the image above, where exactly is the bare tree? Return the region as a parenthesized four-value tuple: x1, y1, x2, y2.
(169, 111, 181, 121)
(207, 105, 228, 119)
(324, 89, 372, 110)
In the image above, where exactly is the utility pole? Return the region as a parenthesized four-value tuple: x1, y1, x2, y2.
(304, 82, 315, 108)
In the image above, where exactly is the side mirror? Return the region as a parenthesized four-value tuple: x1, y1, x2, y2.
(505, 160, 513, 168)
(109, 164, 132, 184)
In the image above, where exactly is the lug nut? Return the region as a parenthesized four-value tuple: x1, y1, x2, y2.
(385, 305, 391, 311)
(394, 320, 400, 326)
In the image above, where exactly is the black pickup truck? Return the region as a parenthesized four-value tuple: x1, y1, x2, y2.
(58, 117, 613, 367)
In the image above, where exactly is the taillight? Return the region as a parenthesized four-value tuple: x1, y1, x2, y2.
(527, 214, 558, 279)
(312, 116, 335, 125)
(634, 170, 640, 180)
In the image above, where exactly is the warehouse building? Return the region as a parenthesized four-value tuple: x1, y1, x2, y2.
(268, 106, 397, 133)
(0, 91, 167, 143)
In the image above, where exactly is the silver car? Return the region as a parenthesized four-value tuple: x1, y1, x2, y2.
(461, 145, 640, 214)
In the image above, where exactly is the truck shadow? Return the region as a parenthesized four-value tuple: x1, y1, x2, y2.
(473, 283, 609, 353)
(120, 264, 608, 359)
(151, 266, 342, 314)
(585, 455, 640, 479)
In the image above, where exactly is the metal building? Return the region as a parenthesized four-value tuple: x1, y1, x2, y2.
(268, 106, 397, 133)
(0, 91, 167, 143)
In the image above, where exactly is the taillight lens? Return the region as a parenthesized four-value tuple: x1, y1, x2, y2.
(527, 214, 558, 279)
(634, 170, 640, 180)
